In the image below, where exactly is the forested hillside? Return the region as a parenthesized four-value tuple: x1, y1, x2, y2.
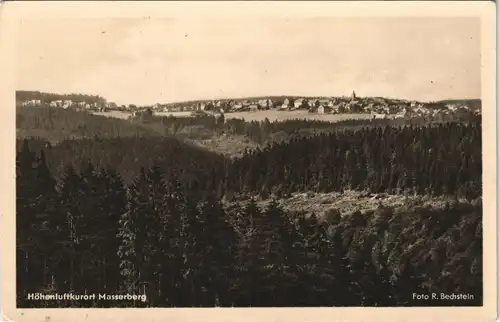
(17, 137, 227, 189)
(17, 105, 478, 159)
(16, 115, 482, 307)
(16, 144, 482, 307)
(160, 114, 426, 145)
(16, 105, 411, 143)
(18, 117, 482, 200)
(227, 120, 482, 199)
(17, 106, 162, 142)
(16, 90, 106, 105)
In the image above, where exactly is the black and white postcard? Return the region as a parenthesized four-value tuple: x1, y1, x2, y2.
(0, 1, 496, 322)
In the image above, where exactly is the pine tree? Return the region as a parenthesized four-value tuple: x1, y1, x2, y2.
(54, 165, 87, 306)
(117, 166, 167, 307)
(252, 200, 299, 306)
(193, 195, 237, 306)
(16, 144, 58, 307)
(233, 198, 261, 306)
(94, 168, 127, 305)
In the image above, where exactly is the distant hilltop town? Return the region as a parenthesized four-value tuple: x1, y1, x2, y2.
(16, 90, 481, 120)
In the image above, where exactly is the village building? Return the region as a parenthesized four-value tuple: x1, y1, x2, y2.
(371, 112, 387, 120)
(294, 99, 304, 109)
(266, 99, 273, 109)
(258, 99, 271, 109)
(392, 108, 409, 119)
(280, 98, 290, 109)
(23, 99, 41, 107)
(331, 105, 341, 114)
(317, 105, 332, 114)
(62, 101, 72, 109)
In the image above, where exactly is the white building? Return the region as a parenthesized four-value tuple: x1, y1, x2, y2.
(281, 98, 290, 109)
(371, 113, 387, 120)
(294, 99, 304, 108)
(62, 101, 73, 109)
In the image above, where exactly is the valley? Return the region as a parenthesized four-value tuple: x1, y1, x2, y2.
(16, 92, 483, 307)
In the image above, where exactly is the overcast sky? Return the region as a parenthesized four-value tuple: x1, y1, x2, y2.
(16, 17, 480, 105)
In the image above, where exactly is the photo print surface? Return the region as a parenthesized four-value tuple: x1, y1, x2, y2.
(1, 2, 496, 322)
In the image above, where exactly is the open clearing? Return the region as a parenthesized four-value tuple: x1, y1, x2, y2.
(244, 191, 480, 218)
(93, 110, 132, 119)
(93, 110, 372, 122)
(224, 110, 371, 122)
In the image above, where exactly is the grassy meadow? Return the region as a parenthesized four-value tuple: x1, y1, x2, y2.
(93, 110, 373, 122)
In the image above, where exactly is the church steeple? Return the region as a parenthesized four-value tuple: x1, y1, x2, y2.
(351, 90, 357, 100)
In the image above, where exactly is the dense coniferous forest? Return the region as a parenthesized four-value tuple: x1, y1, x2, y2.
(16, 108, 482, 307)
(16, 106, 162, 142)
(228, 120, 482, 199)
(16, 91, 107, 105)
(17, 116, 482, 199)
